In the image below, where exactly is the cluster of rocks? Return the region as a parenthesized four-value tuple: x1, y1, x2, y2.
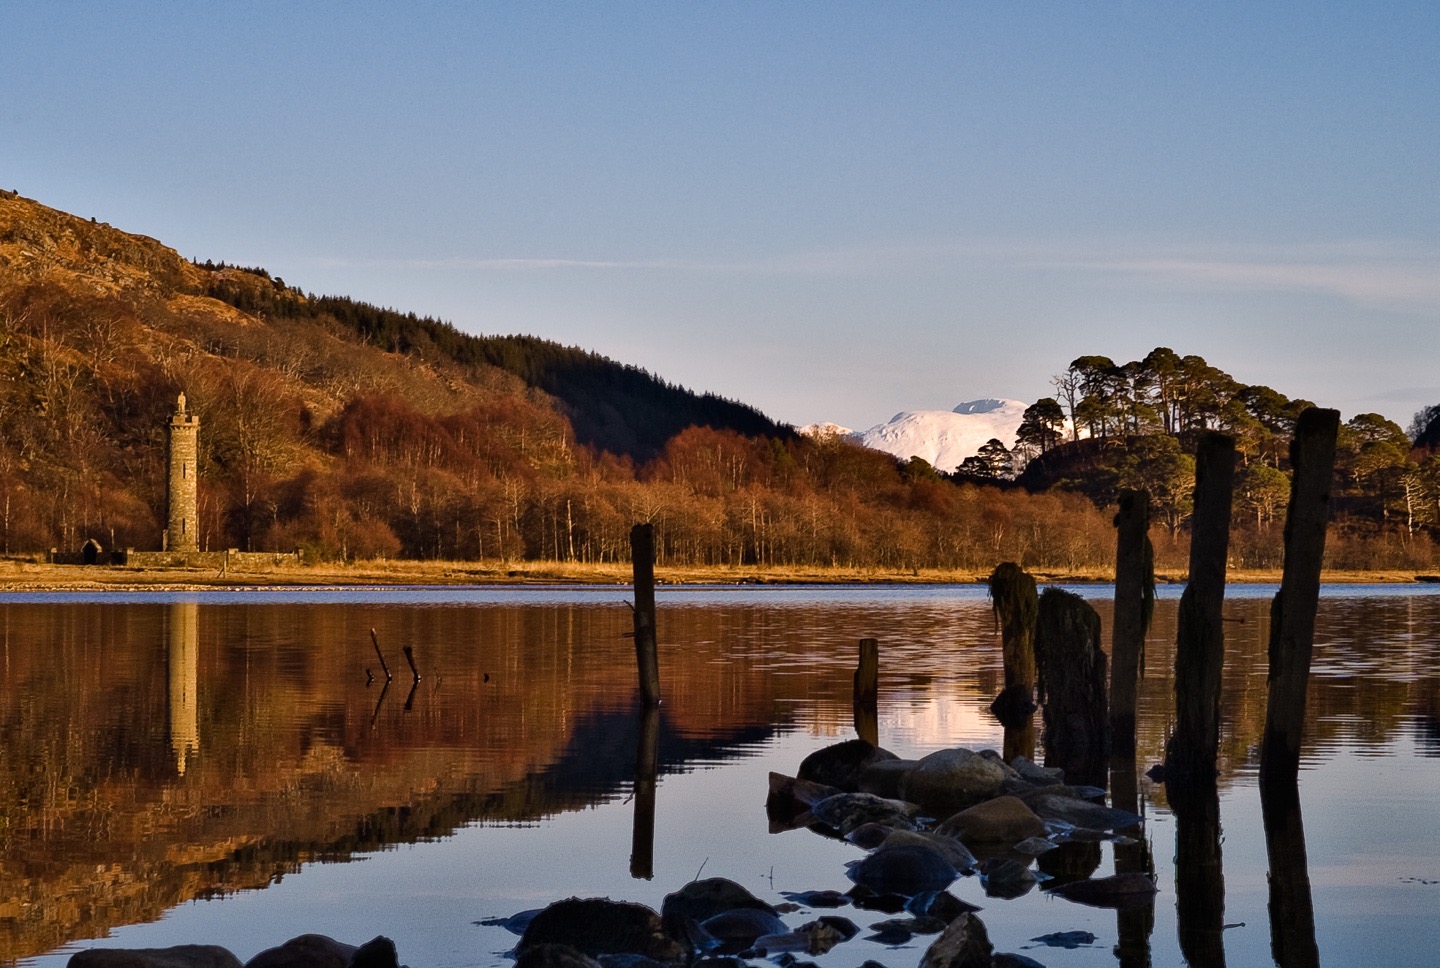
(68, 934, 400, 968)
(769, 738, 1154, 911)
(67, 739, 1154, 968)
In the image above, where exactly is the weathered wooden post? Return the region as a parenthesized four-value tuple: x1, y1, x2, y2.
(629, 704, 660, 880)
(1165, 432, 1235, 789)
(989, 562, 1039, 762)
(1260, 407, 1340, 787)
(853, 637, 879, 746)
(1110, 489, 1154, 755)
(630, 523, 661, 707)
(1035, 587, 1108, 786)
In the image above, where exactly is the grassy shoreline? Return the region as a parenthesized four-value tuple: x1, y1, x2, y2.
(0, 557, 1431, 591)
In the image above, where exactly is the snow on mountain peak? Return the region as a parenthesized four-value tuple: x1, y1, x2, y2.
(853, 398, 1029, 473)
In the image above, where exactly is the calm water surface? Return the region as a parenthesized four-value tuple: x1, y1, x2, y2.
(2, 584, 1438, 968)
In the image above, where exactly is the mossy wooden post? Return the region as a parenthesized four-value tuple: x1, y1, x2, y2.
(1260, 407, 1340, 787)
(1110, 489, 1154, 755)
(1035, 587, 1108, 786)
(1165, 432, 1235, 789)
(988, 562, 1037, 693)
(853, 637, 879, 746)
(630, 523, 661, 708)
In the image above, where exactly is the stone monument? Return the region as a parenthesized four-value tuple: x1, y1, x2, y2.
(166, 393, 200, 553)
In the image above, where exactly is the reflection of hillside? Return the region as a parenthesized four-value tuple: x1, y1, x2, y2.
(0, 603, 793, 964)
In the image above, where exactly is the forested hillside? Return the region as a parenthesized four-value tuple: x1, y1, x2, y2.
(0, 190, 1435, 572)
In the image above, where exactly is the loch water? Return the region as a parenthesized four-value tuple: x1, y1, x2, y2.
(2, 584, 1438, 968)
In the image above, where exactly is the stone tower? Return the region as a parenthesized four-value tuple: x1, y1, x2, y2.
(166, 393, 200, 553)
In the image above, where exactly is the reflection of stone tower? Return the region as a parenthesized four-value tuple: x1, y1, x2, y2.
(166, 393, 200, 553)
(168, 600, 199, 776)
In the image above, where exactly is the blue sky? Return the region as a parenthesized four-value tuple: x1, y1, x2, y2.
(7, 2, 1437, 431)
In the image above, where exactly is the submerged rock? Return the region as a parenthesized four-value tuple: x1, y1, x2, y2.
(1023, 792, 1142, 831)
(779, 890, 850, 909)
(847, 844, 958, 897)
(700, 908, 789, 950)
(917, 913, 993, 968)
(69, 947, 242, 968)
(518, 897, 684, 963)
(478, 910, 544, 935)
(977, 859, 1039, 900)
(874, 829, 977, 872)
(904, 891, 981, 924)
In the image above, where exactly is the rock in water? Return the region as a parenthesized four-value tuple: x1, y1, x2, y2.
(939, 796, 1046, 848)
(349, 937, 398, 968)
(518, 898, 685, 962)
(68, 947, 242, 968)
(798, 739, 898, 791)
(918, 913, 994, 968)
(1046, 873, 1158, 910)
(811, 792, 921, 835)
(662, 877, 776, 924)
(847, 844, 957, 896)
(1022, 792, 1142, 831)
(245, 936, 357, 968)
(900, 749, 1007, 816)
(515, 945, 604, 968)
(700, 908, 789, 949)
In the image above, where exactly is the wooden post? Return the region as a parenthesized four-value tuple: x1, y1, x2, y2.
(1260, 408, 1340, 787)
(1110, 489, 1153, 755)
(1035, 587, 1108, 786)
(629, 705, 661, 880)
(630, 523, 661, 708)
(988, 562, 1038, 693)
(853, 637, 879, 746)
(1165, 433, 1235, 789)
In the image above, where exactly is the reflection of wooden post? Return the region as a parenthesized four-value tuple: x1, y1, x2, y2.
(1166, 433, 1234, 788)
(1260, 408, 1339, 787)
(629, 705, 660, 880)
(630, 524, 661, 708)
(1174, 780, 1227, 968)
(1111, 489, 1152, 755)
(1260, 781, 1320, 968)
(1110, 754, 1154, 968)
(853, 638, 879, 745)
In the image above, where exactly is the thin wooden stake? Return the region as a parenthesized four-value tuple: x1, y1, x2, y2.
(370, 627, 393, 681)
(403, 644, 421, 682)
(854, 637, 879, 746)
(1260, 407, 1339, 787)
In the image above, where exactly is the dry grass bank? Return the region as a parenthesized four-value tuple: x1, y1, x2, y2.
(0, 556, 1431, 591)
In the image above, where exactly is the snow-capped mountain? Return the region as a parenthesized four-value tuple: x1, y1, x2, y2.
(854, 398, 1029, 473)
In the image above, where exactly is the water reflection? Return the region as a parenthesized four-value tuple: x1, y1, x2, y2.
(1173, 779, 1226, 967)
(1261, 781, 1320, 968)
(1, 587, 1438, 968)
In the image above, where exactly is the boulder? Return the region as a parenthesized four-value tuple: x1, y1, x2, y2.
(874, 829, 976, 872)
(245, 936, 355, 968)
(69, 947, 241, 968)
(515, 945, 604, 968)
(661, 877, 775, 924)
(1046, 872, 1158, 910)
(699, 908, 789, 949)
(797, 739, 898, 791)
(1022, 792, 1142, 831)
(847, 844, 957, 897)
(857, 759, 917, 799)
(349, 937, 398, 968)
(917, 913, 994, 968)
(938, 796, 1045, 848)
(811, 792, 920, 835)
(518, 897, 685, 963)
(899, 749, 1007, 816)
